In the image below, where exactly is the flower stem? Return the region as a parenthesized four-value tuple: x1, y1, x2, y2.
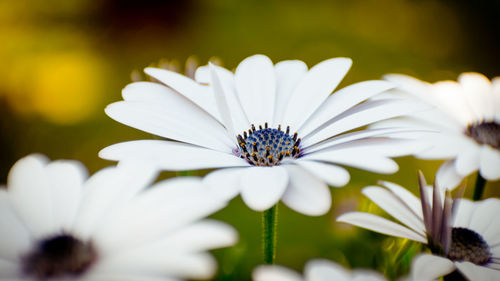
(262, 204, 278, 264)
(473, 173, 486, 201)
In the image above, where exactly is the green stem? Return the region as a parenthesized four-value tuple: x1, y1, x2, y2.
(262, 204, 278, 264)
(473, 173, 486, 201)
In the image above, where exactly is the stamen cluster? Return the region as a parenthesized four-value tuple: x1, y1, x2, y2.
(237, 123, 301, 166)
(448, 227, 492, 265)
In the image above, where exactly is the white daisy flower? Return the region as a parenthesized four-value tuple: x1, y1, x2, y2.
(0, 154, 237, 281)
(337, 173, 500, 281)
(253, 259, 388, 281)
(373, 73, 500, 188)
(100, 54, 423, 215)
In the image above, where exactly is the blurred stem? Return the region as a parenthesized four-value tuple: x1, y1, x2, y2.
(473, 173, 486, 201)
(262, 204, 278, 264)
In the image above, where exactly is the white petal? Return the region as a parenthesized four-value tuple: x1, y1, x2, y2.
(72, 163, 158, 240)
(99, 140, 249, 171)
(384, 74, 431, 96)
(194, 65, 210, 84)
(302, 99, 427, 148)
(303, 148, 399, 174)
(336, 212, 427, 243)
(296, 159, 350, 187)
(97, 251, 218, 280)
(143, 219, 238, 252)
(7, 154, 55, 237)
(435, 160, 464, 190)
(469, 198, 500, 240)
(452, 199, 475, 229)
(209, 63, 250, 136)
(94, 177, 227, 252)
(0, 190, 31, 261)
(362, 186, 426, 235)
(455, 261, 499, 281)
(240, 166, 289, 211)
(0, 259, 18, 278)
(272, 60, 308, 126)
(235, 55, 276, 126)
(304, 259, 351, 280)
(454, 142, 481, 176)
(282, 58, 352, 132)
(458, 73, 495, 120)
(203, 168, 244, 201)
(107, 82, 233, 152)
(410, 254, 455, 280)
(45, 160, 87, 231)
(253, 265, 304, 281)
(281, 165, 331, 216)
(479, 145, 500, 180)
(144, 67, 218, 117)
(299, 80, 394, 137)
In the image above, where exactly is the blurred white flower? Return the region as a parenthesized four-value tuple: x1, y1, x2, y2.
(100, 54, 423, 215)
(253, 259, 388, 281)
(373, 73, 500, 188)
(0, 154, 237, 281)
(337, 173, 500, 280)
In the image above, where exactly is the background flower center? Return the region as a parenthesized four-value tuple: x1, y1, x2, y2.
(447, 227, 492, 265)
(465, 121, 500, 149)
(237, 123, 301, 166)
(23, 234, 97, 279)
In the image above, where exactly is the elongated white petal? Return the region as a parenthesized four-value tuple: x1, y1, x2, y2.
(282, 58, 352, 132)
(452, 199, 475, 229)
(95, 177, 226, 253)
(378, 181, 423, 218)
(304, 259, 351, 281)
(45, 160, 86, 231)
(209, 63, 250, 136)
(303, 148, 399, 174)
(0, 259, 18, 278)
(144, 67, 218, 117)
(479, 145, 500, 180)
(299, 80, 394, 136)
(459, 73, 495, 121)
(362, 186, 426, 235)
(454, 142, 480, 176)
(336, 212, 427, 243)
(302, 99, 426, 147)
(455, 261, 498, 281)
(469, 198, 500, 239)
(107, 85, 233, 152)
(7, 154, 55, 237)
(272, 60, 308, 126)
(203, 168, 244, 201)
(296, 160, 350, 187)
(0, 191, 31, 261)
(253, 265, 303, 281)
(235, 55, 276, 126)
(410, 254, 455, 280)
(72, 163, 158, 239)
(281, 165, 331, 216)
(99, 140, 249, 171)
(240, 166, 289, 211)
(436, 160, 464, 190)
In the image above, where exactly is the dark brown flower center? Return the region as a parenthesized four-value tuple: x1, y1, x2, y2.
(237, 123, 301, 166)
(447, 227, 491, 265)
(23, 234, 97, 279)
(465, 121, 500, 149)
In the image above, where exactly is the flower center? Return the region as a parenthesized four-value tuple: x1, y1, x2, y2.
(447, 227, 492, 265)
(23, 234, 97, 279)
(465, 121, 500, 149)
(237, 123, 301, 166)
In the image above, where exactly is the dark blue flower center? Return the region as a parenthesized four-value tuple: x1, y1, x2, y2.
(237, 123, 301, 166)
(465, 121, 500, 149)
(23, 234, 97, 279)
(448, 227, 492, 265)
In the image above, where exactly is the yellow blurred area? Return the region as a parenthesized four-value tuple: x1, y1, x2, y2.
(4, 51, 104, 124)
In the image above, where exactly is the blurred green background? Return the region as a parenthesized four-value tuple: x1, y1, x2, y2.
(1, 0, 499, 280)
